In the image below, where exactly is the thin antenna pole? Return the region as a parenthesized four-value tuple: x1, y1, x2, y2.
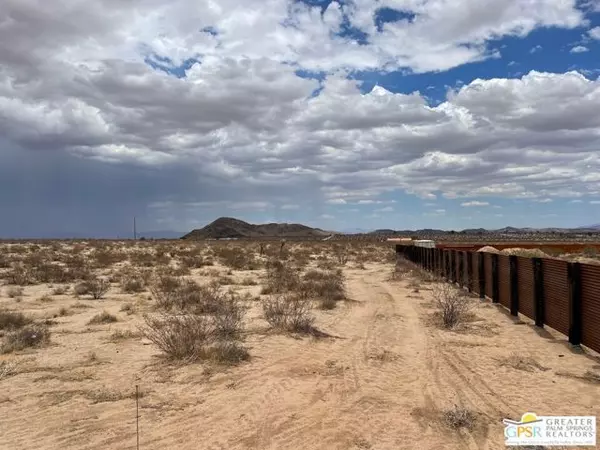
(136, 384, 140, 450)
(133, 217, 137, 241)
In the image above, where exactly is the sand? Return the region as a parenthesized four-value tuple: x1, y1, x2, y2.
(1, 254, 599, 450)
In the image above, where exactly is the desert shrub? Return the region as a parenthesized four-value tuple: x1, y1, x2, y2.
(262, 293, 314, 332)
(88, 311, 118, 325)
(240, 276, 258, 286)
(216, 247, 260, 270)
(217, 275, 235, 286)
(51, 285, 69, 295)
(148, 275, 183, 309)
(120, 303, 135, 315)
(302, 269, 345, 302)
(120, 275, 145, 293)
(74, 282, 90, 297)
(92, 249, 127, 268)
(0, 310, 32, 330)
(1, 324, 51, 353)
(213, 291, 246, 341)
(6, 286, 23, 298)
(33, 263, 74, 283)
(85, 278, 111, 299)
(442, 405, 477, 430)
(333, 245, 349, 266)
(431, 283, 472, 329)
(140, 313, 215, 361)
(210, 341, 250, 364)
(262, 260, 301, 294)
(5, 264, 32, 285)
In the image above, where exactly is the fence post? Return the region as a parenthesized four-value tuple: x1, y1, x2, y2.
(491, 254, 499, 303)
(478, 252, 485, 300)
(466, 252, 473, 292)
(450, 250, 458, 284)
(533, 258, 545, 328)
(509, 255, 519, 317)
(458, 250, 466, 288)
(568, 262, 582, 346)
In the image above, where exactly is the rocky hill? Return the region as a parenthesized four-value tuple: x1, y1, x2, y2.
(181, 217, 331, 240)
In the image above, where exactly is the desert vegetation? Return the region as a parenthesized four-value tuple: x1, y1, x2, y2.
(0, 239, 598, 449)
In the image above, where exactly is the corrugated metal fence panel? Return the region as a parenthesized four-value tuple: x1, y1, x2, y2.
(581, 264, 600, 354)
(484, 253, 494, 299)
(458, 252, 466, 287)
(455, 252, 461, 285)
(516, 256, 535, 320)
(542, 259, 569, 336)
(498, 254, 511, 308)
(471, 252, 480, 295)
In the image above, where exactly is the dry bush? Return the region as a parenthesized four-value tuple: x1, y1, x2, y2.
(92, 249, 127, 268)
(140, 313, 215, 361)
(148, 275, 183, 309)
(333, 244, 350, 266)
(430, 283, 472, 329)
(498, 354, 548, 372)
(51, 285, 69, 295)
(5, 286, 23, 298)
(302, 269, 345, 301)
(216, 275, 236, 286)
(120, 275, 145, 293)
(262, 293, 314, 332)
(215, 247, 260, 270)
(73, 282, 90, 297)
(1, 324, 51, 353)
(0, 310, 32, 330)
(213, 291, 246, 341)
(5, 264, 32, 286)
(240, 276, 258, 286)
(109, 329, 140, 341)
(86, 277, 111, 299)
(88, 311, 118, 325)
(261, 260, 301, 294)
(442, 405, 477, 430)
(120, 303, 135, 315)
(0, 360, 19, 380)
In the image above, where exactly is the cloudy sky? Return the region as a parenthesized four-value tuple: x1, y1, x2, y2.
(2, 0, 600, 237)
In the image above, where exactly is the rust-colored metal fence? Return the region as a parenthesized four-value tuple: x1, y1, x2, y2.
(397, 245, 600, 355)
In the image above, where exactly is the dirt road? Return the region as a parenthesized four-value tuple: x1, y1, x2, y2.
(1, 263, 599, 449)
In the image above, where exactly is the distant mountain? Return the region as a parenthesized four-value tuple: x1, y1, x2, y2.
(137, 230, 186, 239)
(181, 217, 331, 240)
(578, 224, 600, 230)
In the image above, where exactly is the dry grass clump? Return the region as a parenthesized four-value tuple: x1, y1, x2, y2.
(262, 293, 314, 333)
(120, 275, 145, 293)
(302, 269, 345, 309)
(0, 360, 19, 380)
(51, 285, 69, 295)
(442, 405, 477, 430)
(109, 329, 140, 341)
(214, 246, 260, 270)
(261, 260, 302, 295)
(498, 353, 548, 372)
(78, 277, 110, 299)
(141, 291, 248, 364)
(430, 283, 472, 329)
(87, 311, 118, 325)
(5, 264, 32, 286)
(5, 286, 24, 298)
(141, 313, 214, 361)
(1, 324, 51, 353)
(0, 310, 32, 330)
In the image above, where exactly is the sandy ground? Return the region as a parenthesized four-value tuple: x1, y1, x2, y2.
(1, 260, 599, 450)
